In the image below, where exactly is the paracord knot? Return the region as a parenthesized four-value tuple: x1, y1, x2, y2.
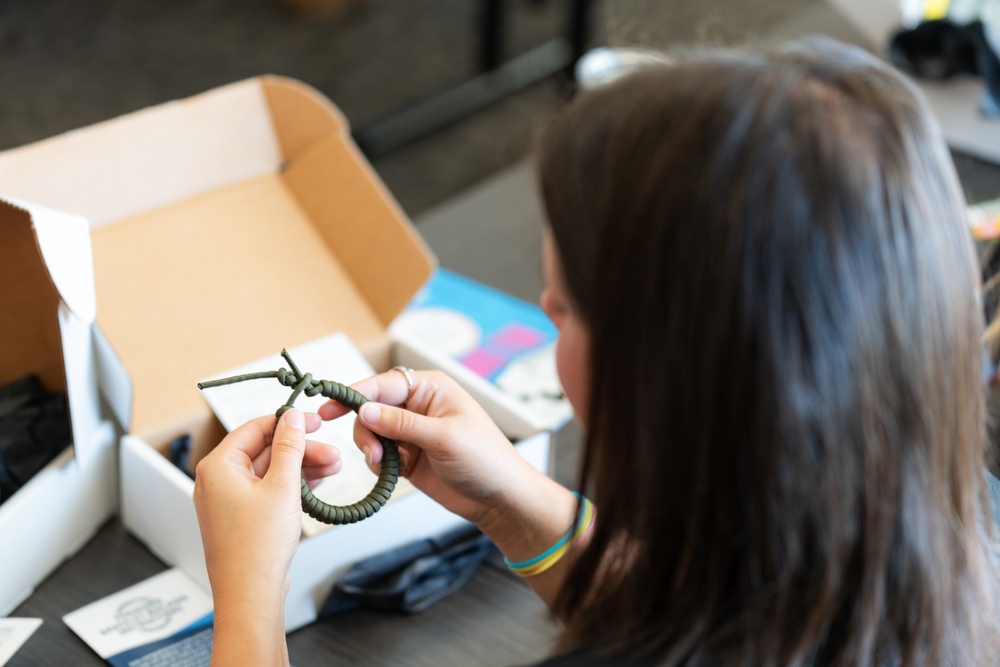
(197, 349, 399, 526)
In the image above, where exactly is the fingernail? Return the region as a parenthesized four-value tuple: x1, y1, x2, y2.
(362, 447, 372, 467)
(284, 409, 304, 431)
(359, 403, 380, 425)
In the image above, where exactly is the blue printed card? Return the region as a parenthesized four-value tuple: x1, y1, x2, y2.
(63, 569, 214, 667)
(391, 269, 572, 437)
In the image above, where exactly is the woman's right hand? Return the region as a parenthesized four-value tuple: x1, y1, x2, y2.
(322, 368, 583, 611)
(318, 369, 540, 526)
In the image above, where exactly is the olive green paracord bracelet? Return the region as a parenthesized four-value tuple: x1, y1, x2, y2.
(197, 349, 399, 525)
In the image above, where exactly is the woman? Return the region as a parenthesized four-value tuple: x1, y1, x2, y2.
(194, 37, 1000, 665)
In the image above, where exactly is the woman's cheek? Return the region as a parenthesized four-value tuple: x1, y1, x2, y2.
(555, 316, 591, 426)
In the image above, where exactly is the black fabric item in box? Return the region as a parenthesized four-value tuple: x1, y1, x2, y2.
(0, 375, 72, 505)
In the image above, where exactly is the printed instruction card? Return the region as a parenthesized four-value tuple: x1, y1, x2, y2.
(63, 568, 213, 666)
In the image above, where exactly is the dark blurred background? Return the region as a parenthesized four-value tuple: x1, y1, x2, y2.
(0, 0, 998, 219)
(0, 0, 904, 218)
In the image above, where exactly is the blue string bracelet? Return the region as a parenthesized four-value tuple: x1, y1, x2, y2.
(504, 492, 591, 576)
(506, 495, 595, 577)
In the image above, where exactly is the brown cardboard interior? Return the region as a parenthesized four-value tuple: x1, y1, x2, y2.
(0, 202, 65, 393)
(82, 77, 434, 458)
(91, 172, 391, 440)
(283, 134, 434, 325)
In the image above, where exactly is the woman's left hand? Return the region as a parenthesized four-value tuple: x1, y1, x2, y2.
(193, 409, 339, 608)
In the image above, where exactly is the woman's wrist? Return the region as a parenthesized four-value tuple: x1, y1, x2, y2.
(475, 470, 581, 567)
(504, 494, 595, 578)
(212, 582, 284, 614)
(210, 586, 288, 666)
(210, 567, 286, 629)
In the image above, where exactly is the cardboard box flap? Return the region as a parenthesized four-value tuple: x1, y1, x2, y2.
(0, 197, 110, 464)
(0, 199, 66, 392)
(0, 79, 282, 228)
(92, 324, 132, 433)
(4, 196, 97, 323)
(283, 134, 436, 326)
(261, 76, 348, 164)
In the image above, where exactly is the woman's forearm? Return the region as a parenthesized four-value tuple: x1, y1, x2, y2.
(476, 467, 591, 611)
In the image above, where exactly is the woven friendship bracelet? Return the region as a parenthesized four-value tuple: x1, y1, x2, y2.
(198, 349, 399, 526)
(505, 493, 596, 578)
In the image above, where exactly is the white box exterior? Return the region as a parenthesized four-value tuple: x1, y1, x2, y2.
(0, 424, 117, 616)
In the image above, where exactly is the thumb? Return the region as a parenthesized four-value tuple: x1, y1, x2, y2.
(266, 409, 307, 486)
(358, 401, 441, 449)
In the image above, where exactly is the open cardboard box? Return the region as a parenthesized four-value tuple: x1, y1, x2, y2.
(0, 76, 552, 630)
(0, 199, 120, 615)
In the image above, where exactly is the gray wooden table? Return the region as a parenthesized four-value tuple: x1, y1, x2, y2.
(12, 517, 561, 666)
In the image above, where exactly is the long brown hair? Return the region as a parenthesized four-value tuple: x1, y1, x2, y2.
(537, 38, 1000, 666)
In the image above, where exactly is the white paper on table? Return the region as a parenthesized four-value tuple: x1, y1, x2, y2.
(62, 569, 212, 664)
(0, 618, 42, 666)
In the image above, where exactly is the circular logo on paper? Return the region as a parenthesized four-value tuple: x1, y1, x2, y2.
(392, 307, 481, 357)
(112, 597, 177, 633)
